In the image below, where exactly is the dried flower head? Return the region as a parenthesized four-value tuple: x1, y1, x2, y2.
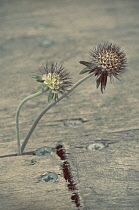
(33, 62, 72, 102)
(79, 42, 127, 93)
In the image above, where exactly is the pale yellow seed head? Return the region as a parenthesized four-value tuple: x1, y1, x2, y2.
(42, 73, 63, 91)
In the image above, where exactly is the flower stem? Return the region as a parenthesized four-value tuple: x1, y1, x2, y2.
(15, 90, 47, 155)
(21, 72, 94, 154)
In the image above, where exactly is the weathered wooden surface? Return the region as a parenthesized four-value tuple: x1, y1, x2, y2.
(0, 0, 139, 209)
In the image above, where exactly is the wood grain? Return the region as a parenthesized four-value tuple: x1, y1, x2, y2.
(0, 0, 139, 209)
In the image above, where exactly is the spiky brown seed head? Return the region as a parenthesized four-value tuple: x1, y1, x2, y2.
(80, 42, 127, 93)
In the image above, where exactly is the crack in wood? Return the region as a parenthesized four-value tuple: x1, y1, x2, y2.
(56, 144, 82, 208)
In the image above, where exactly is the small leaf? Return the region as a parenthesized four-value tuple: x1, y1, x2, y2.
(37, 83, 47, 92)
(48, 90, 54, 103)
(79, 68, 90, 75)
(79, 61, 90, 66)
(79, 61, 96, 68)
(33, 75, 44, 83)
(54, 93, 59, 101)
(102, 73, 108, 93)
(79, 61, 96, 75)
(44, 85, 49, 92)
(96, 77, 101, 89)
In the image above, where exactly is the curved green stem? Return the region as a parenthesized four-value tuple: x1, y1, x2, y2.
(15, 90, 47, 155)
(21, 72, 94, 154)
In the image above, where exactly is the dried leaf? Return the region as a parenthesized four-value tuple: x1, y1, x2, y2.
(48, 90, 54, 103)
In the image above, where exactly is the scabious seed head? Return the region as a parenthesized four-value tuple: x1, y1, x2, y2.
(79, 42, 127, 93)
(34, 62, 72, 102)
(42, 73, 63, 91)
